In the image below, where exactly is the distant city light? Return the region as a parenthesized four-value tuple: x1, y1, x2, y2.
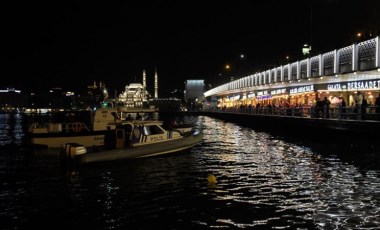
(302, 44, 311, 55)
(0, 88, 21, 93)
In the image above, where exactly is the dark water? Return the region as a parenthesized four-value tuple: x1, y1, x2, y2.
(0, 113, 379, 229)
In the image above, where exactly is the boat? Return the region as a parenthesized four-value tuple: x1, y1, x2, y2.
(60, 119, 203, 164)
(27, 107, 158, 148)
(28, 121, 105, 148)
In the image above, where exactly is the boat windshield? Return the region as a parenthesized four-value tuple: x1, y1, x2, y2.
(143, 125, 164, 135)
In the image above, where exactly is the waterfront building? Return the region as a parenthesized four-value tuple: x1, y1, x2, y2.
(0, 88, 27, 112)
(118, 70, 153, 107)
(118, 83, 151, 108)
(204, 37, 380, 112)
(185, 79, 205, 111)
(148, 98, 184, 112)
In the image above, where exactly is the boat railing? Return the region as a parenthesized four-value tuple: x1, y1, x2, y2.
(62, 122, 91, 133)
(30, 121, 91, 133)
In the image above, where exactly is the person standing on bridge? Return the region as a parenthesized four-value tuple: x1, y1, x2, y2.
(323, 97, 331, 118)
(340, 97, 347, 119)
(361, 95, 368, 120)
(315, 98, 323, 118)
(354, 91, 363, 119)
(375, 93, 380, 120)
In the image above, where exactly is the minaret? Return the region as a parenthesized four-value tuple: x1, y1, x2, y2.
(142, 69, 146, 102)
(142, 69, 146, 90)
(154, 67, 158, 99)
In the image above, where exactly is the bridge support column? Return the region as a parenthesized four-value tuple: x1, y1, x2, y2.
(334, 49, 339, 74)
(352, 43, 358, 72)
(376, 36, 380, 68)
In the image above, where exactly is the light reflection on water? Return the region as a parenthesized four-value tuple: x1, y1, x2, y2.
(0, 113, 25, 146)
(0, 114, 379, 229)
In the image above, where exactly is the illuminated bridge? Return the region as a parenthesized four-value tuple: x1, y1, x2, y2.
(204, 37, 380, 110)
(199, 37, 380, 136)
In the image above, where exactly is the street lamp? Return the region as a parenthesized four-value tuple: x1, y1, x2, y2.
(224, 64, 234, 82)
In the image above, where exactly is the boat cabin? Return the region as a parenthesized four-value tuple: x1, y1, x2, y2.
(106, 121, 183, 149)
(93, 107, 158, 131)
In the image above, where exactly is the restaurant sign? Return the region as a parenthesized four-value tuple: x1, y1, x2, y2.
(247, 93, 255, 98)
(289, 85, 314, 95)
(327, 79, 380, 91)
(270, 88, 286, 95)
(257, 90, 271, 99)
(257, 90, 268, 96)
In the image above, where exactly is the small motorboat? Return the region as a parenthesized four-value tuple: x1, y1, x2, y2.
(60, 119, 203, 164)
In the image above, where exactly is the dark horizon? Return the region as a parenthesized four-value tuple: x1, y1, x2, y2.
(2, 1, 380, 96)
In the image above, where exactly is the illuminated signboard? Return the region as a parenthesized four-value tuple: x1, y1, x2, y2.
(257, 90, 268, 96)
(327, 79, 380, 91)
(270, 88, 286, 95)
(247, 93, 255, 98)
(0, 88, 21, 93)
(257, 90, 271, 99)
(289, 85, 314, 94)
(257, 95, 272, 99)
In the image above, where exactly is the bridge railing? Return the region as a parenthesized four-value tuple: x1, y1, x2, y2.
(208, 105, 380, 121)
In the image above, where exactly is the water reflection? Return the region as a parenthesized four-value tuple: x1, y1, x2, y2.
(0, 113, 25, 146)
(193, 116, 379, 229)
(0, 115, 379, 229)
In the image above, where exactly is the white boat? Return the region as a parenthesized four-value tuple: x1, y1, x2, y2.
(28, 107, 159, 148)
(28, 121, 105, 148)
(61, 119, 203, 164)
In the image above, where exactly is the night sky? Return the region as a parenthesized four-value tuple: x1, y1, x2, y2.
(2, 0, 380, 97)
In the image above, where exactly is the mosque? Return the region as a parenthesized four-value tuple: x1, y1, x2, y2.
(117, 68, 158, 107)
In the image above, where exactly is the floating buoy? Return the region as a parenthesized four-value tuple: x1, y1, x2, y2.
(207, 174, 217, 184)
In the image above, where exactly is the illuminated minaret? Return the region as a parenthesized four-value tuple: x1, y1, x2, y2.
(142, 69, 146, 90)
(154, 67, 158, 98)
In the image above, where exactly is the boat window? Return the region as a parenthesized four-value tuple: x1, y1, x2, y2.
(149, 125, 164, 135)
(143, 126, 150, 135)
(111, 112, 120, 120)
(142, 125, 163, 135)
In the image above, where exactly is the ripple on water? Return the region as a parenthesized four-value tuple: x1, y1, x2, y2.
(0, 115, 379, 229)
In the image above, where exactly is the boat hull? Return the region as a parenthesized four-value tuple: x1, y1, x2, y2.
(31, 132, 105, 148)
(77, 131, 203, 164)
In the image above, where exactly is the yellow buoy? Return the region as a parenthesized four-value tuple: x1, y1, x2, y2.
(207, 174, 217, 184)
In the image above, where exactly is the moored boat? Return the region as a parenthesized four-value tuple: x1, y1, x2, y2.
(29, 121, 105, 148)
(27, 107, 158, 148)
(60, 119, 203, 164)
